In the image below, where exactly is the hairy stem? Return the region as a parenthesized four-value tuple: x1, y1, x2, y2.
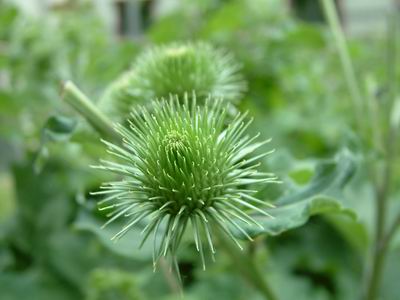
(214, 228, 278, 300)
(61, 81, 120, 141)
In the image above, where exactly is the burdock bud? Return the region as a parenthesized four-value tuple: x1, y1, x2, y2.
(93, 95, 277, 271)
(99, 42, 246, 120)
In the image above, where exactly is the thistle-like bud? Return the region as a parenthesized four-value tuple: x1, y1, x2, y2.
(99, 42, 246, 120)
(93, 95, 276, 271)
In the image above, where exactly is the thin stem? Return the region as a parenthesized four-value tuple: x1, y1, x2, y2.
(365, 76, 383, 152)
(320, 0, 364, 132)
(386, 13, 398, 119)
(61, 81, 120, 142)
(214, 227, 278, 300)
(321, 2, 400, 299)
(382, 213, 400, 250)
(362, 13, 399, 300)
(363, 185, 390, 300)
(159, 257, 181, 295)
(364, 118, 398, 300)
(363, 210, 400, 299)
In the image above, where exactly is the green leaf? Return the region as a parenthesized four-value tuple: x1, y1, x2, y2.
(324, 214, 368, 256)
(85, 268, 143, 300)
(0, 268, 78, 300)
(277, 149, 356, 205)
(10, 160, 75, 256)
(252, 195, 355, 237)
(34, 115, 77, 173)
(73, 210, 155, 261)
(239, 149, 358, 238)
(41, 115, 77, 143)
(0, 171, 16, 225)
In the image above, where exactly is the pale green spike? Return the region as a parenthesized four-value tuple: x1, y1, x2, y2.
(95, 96, 277, 270)
(98, 42, 246, 121)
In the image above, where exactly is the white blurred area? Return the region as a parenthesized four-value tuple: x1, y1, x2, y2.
(5, 0, 116, 31)
(342, 0, 395, 35)
(4, 0, 400, 37)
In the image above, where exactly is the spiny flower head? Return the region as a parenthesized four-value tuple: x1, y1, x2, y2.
(93, 95, 276, 271)
(99, 42, 246, 120)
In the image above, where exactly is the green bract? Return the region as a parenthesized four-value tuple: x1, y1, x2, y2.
(99, 42, 246, 120)
(93, 95, 276, 271)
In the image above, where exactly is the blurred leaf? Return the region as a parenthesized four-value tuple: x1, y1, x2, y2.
(41, 115, 77, 143)
(0, 268, 78, 300)
(277, 149, 356, 206)
(288, 168, 314, 185)
(11, 160, 74, 256)
(34, 115, 77, 173)
(0, 172, 16, 225)
(269, 271, 331, 300)
(85, 268, 143, 300)
(324, 214, 368, 256)
(268, 218, 361, 300)
(238, 149, 357, 238)
(73, 210, 155, 261)
(259, 196, 355, 237)
(181, 271, 259, 300)
(381, 251, 400, 300)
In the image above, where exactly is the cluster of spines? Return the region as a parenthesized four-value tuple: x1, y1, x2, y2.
(92, 95, 278, 276)
(99, 42, 246, 120)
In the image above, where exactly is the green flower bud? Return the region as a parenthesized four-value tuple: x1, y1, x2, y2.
(99, 42, 246, 120)
(93, 95, 276, 271)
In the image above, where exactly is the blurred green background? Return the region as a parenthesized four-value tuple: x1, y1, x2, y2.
(1, 0, 400, 299)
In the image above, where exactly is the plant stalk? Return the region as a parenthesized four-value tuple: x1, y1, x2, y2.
(382, 213, 400, 248)
(159, 257, 181, 295)
(364, 118, 398, 300)
(320, 2, 400, 299)
(363, 13, 400, 300)
(61, 81, 120, 142)
(363, 185, 390, 300)
(320, 0, 364, 132)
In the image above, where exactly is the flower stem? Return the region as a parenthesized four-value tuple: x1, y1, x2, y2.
(383, 213, 400, 248)
(214, 227, 278, 300)
(61, 81, 120, 142)
(159, 257, 181, 295)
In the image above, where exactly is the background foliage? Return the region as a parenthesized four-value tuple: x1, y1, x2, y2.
(0, 0, 399, 299)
